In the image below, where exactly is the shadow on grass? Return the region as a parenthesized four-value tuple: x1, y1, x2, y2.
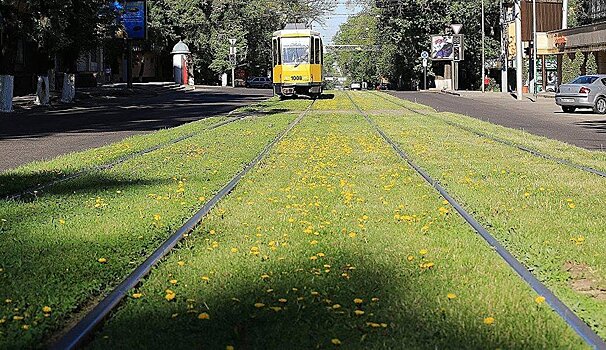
(89, 251, 566, 350)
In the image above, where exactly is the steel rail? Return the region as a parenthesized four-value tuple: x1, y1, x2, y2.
(345, 91, 606, 349)
(371, 91, 606, 179)
(5, 109, 257, 201)
(51, 100, 313, 350)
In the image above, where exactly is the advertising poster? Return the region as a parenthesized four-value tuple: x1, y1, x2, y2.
(431, 35, 453, 60)
(114, 0, 147, 40)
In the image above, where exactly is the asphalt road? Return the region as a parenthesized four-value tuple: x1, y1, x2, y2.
(390, 91, 606, 151)
(0, 86, 273, 172)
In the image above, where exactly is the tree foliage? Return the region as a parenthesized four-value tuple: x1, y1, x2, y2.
(585, 52, 597, 75)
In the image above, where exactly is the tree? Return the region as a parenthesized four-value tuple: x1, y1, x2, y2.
(585, 51, 597, 75)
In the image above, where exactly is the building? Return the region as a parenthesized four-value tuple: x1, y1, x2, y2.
(547, 0, 606, 82)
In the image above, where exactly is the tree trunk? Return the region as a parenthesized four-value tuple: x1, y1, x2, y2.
(0, 75, 14, 113)
(49, 69, 56, 92)
(35, 75, 50, 106)
(61, 73, 76, 103)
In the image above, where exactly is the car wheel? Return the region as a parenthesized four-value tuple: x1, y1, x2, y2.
(562, 106, 576, 113)
(594, 96, 606, 114)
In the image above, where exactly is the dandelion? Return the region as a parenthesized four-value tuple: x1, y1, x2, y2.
(177, 261, 185, 267)
(310, 240, 318, 245)
(132, 293, 143, 299)
(254, 303, 265, 308)
(568, 203, 576, 209)
(201, 276, 210, 282)
(197, 313, 210, 320)
(524, 192, 530, 198)
(483, 317, 495, 325)
(311, 291, 320, 296)
(317, 252, 325, 257)
(59, 219, 66, 225)
(165, 289, 176, 301)
(331, 338, 341, 345)
(42, 306, 52, 313)
(371, 297, 379, 302)
(13, 316, 23, 321)
(419, 249, 428, 256)
(348, 232, 357, 238)
(447, 293, 457, 300)
(169, 279, 178, 285)
(354, 310, 365, 316)
(231, 247, 239, 253)
(407, 255, 414, 261)
(270, 306, 283, 312)
(22, 325, 29, 330)
(310, 255, 318, 261)
(98, 258, 107, 264)
(153, 214, 161, 221)
(535, 296, 546, 304)
(332, 304, 341, 309)
(261, 274, 270, 280)
(354, 298, 363, 305)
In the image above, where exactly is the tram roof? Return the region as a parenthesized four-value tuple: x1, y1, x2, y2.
(272, 29, 321, 38)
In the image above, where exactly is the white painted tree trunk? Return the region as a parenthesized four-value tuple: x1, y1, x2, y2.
(0, 75, 14, 113)
(61, 73, 76, 103)
(49, 69, 56, 91)
(35, 75, 50, 106)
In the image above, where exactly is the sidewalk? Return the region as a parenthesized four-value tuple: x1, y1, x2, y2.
(390, 90, 606, 151)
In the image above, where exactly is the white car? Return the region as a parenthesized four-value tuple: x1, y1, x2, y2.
(350, 82, 361, 90)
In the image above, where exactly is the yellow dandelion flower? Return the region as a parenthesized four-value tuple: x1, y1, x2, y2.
(310, 255, 318, 261)
(288, 218, 295, 223)
(132, 293, 143, 299)
(524, 192, 530, 197)
(270, 306, 282, 312)
(419, 249, 428, 255)
(407, 255, 414, 261)
(331, 338, 341, 345)
(42, 306, 52, 313)
(311, 291, 320, 296)
(332, 304, 341, 309)
(354, 310, 365, 316)
(568, 203, 576, 209)
(177, 261, 185, 267)
(535, 296, 546, 304)
(278, 298, 287, 303)
(169, 279, 178, 285)
(367, 322, 381, 328)
(197, 312, 210, 320)
(5, 299, 11, 304)
(22, 325, 30, 330)
(371, 297, 379, 302)
(261, 274, 270, 280)
(317, 252, 325, 257)
(483, 317, 495, 325)
(153, 214, 161, 221)
(231, 247, 239, 253)
(447, 293, 457, 300)
(13, 315, 24, 321)
(165, 289, 176, 301)
(59, 219, 66, 225)
(354, 298, 363, 305)
(98, 258, 107, 264)
(310, 240, 318, 245)
(254, 302, 265, 308)
(348, 232, 357, 238)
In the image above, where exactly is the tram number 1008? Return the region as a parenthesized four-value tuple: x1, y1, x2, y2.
(290, 76, 303, 81)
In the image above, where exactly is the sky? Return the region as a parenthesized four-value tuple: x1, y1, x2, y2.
(313, 1, 364, 44)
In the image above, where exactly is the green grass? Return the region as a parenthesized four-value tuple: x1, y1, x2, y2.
(363, 91, 606, 338)
(2, 91, 604, 348)
(89, 109, 585, 349)
(0, 102, 300, 347)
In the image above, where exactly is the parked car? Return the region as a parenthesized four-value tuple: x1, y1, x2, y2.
(245, 77, 272, 88)
(350, 82, 361, 90)
(555, 75, 606, 113)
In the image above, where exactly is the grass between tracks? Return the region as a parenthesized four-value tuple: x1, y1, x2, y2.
(90, 106, 584, 349)
(349, 91, 606, 339)
(0, 100, 298, 348)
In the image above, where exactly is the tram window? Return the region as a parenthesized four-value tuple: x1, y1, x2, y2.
(281, 37, 309, 64)
(314, 38, 321, 64)
(310, 38, 315, 64)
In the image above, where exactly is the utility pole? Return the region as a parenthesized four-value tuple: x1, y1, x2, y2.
(500, 0, 508, 93)
(127, 40, 133, 89)
(515, 0, 523, 100)
(481, 0, 486, 93)
(229, 38, 237, 88)
(532, 0, 538, 98)
(562, 0, 568, 29)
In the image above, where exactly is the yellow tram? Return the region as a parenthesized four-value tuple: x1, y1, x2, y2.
(272, 24, 323, 98)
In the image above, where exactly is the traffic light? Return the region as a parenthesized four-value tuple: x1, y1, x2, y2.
(524, 43, 534, 57)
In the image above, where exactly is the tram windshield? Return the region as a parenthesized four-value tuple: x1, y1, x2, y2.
(281, 37, 310, 65)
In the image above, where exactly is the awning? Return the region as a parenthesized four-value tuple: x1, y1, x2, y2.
(547, 21, 606, 53)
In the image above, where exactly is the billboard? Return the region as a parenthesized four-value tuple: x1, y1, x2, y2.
(113, 1, 147, 40)
(430, 35, 453, 60)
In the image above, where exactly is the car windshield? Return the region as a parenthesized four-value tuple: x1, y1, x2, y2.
(282, 37, 309, 65)
(570, 76, 599, 84)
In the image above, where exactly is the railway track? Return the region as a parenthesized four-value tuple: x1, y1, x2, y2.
(4, 108, 267, 202)
(50, 100, 315, 350)
(344, 91, 606, 349)
(370, 91, 606, 179)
